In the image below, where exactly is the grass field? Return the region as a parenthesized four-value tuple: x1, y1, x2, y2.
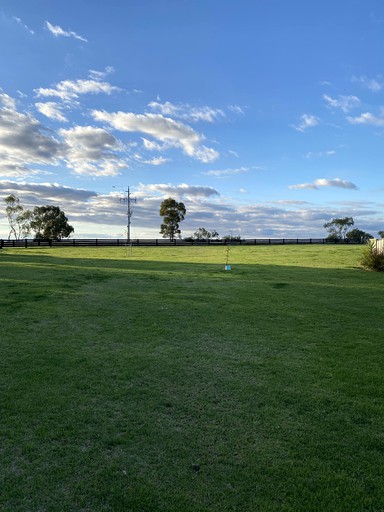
(1, 245, 383, 511)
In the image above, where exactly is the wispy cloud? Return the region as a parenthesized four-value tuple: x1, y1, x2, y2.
(147, 100, 225, 123)
(289, 178, 359, 190)
(12, 16, 34, 34)
(292, 114, 320, 132)
(35, 78, 121, 101)
(352, 74, 383, 92)
(303, 150, 336, 159)
(347, 110, 384, 126)
(323, 94, 360, 112)
(227, 105, 245, 115)
(45, 21, 87, 42)
(89, 67, 115, 80)
(0, 92, 17, 110)
(204, 166, 255, 177)
(136, 182, 220, 199)
(139, 156, 170, 166)
(35, 101, 68, 122)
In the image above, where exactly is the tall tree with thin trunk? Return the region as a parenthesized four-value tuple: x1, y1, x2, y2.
(324, 217, 354, 240)
(4, 194, 32, 239)
(159, 197, 186, 241)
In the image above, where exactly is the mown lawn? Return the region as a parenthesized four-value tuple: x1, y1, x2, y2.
(0, 245, 383, 511)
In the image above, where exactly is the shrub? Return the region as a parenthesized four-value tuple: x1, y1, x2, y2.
(360, 240, 384, 271)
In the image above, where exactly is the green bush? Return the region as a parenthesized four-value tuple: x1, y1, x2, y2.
(360, 240, 384, 271)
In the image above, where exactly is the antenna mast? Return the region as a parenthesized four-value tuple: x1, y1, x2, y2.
(120, 187, 136, 244)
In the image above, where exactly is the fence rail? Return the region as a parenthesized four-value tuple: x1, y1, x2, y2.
(0, 237, 368, 249)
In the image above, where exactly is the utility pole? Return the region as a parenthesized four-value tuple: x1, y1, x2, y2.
(119, 187, 136, 244)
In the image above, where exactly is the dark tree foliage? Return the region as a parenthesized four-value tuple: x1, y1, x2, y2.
(324, 217, 354, 240)
(159, 198, 186, 241)
(31, 205, 74, 240)
(193, 227, 220, 240)
(345, 228, 373, 243)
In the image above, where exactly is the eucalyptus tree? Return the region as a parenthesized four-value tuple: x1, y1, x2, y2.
(323, 217, 354, 240)
(159, 198, 186, 241)
(4, 194, 32, 239)
(31, 205, 74, 240)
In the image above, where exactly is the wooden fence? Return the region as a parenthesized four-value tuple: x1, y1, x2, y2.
(0, 237, 368, 249)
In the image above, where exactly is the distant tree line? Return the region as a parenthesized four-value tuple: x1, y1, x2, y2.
(4, 194, 383, 243)
(159, 200, 384, 243)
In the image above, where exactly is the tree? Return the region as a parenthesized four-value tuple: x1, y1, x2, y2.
(378, 231, 384, 239)
(159, 198, 186, 241)
(222, 234, 242, 242)
(30, 205, 74, 240)
(4, 194, 32, 239)
(345, 228, 373, 243)
(324, 217, 354, 240)
(193, 227, 220, 240)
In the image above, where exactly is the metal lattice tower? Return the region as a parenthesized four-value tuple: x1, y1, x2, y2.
(119, 187, 136, 244)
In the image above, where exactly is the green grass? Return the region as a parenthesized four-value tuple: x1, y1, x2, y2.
(0, 245, 383, 511)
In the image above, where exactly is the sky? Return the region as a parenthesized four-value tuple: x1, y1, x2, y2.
(0, 0, 383, 239)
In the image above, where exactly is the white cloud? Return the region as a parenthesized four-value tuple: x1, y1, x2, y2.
(0, 96, 65, 176)
(92, 110, 219, 162)
(45, 21, 87, 42)
(323, 94, 360, 112)
(12, 16, 34, 34)
(89, 67, 115, 80)
(289, 178, 359, 190)
(227, 105, 245, 115)
(0, 92, 17, 110)
(136, 183, 220, 199)
(60, 125, 127, 176)
(140, 156, 171, 166)
(303, 150, 336, 159)
(0, 180, 97, 204)
(352, 74, 383, 92)
(204, 166, 252, 177)
(292, 114, 320, 132)
(0, 92, 131, 178)
(35, 102, 68, 122)
(347, 111, 384, 126)
(148, 100, 225, 123)
(35, 78, 121, 101)
(142, 137, 170, 151)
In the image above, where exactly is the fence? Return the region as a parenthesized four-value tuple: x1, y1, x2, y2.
(372, 238, 384, 254)
(0, 237, 368, 249)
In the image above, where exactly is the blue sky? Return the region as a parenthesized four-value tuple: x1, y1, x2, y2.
(1, 0, 383, 239)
